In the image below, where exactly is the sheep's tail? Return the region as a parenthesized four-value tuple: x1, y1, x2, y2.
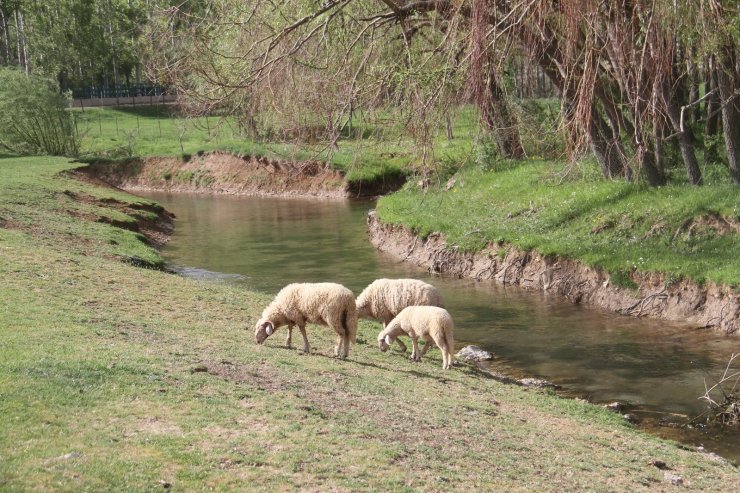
(343, 306, 358, 343)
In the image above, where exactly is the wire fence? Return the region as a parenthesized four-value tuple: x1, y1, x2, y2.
(71, 84, 171, 99)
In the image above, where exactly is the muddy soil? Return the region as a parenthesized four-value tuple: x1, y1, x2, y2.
(80, 151, 403, 199)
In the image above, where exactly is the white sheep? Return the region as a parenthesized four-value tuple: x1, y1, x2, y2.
(378, 306, 455, 369)
(356, 278, 445, 352)
(254, 282, 358, 359)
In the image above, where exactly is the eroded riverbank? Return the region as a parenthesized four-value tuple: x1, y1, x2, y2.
(367, 211, 740, 335)
(80, 151, 405, 199)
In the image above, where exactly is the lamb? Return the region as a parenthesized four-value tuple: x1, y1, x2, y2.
(378, 306, 455, 370)
(254, 282, 358, 359)
(356, 278, 444, 352)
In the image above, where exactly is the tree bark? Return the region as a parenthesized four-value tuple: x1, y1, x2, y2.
(716, 47, 740, 185)
(705, 58, 721, 164)
(658, 67, 702, 186)
(481, 67, 524, 159)
(590, 105, 631, 180)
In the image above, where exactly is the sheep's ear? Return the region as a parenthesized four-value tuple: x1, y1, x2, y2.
(384, 335, 392, 345)
(265, 323, 274, 336)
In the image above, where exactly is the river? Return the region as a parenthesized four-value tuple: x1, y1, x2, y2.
(140, 192, 740, 462)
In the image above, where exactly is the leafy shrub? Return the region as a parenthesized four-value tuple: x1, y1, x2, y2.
(0, 68, 79, 156)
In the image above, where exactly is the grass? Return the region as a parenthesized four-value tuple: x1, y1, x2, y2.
(72, 105, 478, 186)
(1, 156, 739, 491)
(377, 160, 740, 288)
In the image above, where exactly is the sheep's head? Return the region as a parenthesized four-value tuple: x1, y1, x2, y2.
(378, 333, 393, 352)
(254, 320, 275, 344)
(355, 296, 370, 319)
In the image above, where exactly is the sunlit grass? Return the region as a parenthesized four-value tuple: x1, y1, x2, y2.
(1, 155, 737, 490)
(378, 161, 740, 287)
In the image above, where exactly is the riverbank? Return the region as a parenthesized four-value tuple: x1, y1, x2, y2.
(2, 158, 739, 490)
(373, 163, 740, 334)
(81, 151, 406, 199)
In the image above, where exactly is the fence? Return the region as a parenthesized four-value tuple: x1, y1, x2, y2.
(71, 84, 170, 99)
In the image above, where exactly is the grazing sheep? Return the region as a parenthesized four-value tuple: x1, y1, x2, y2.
(378, 306, 455, 369)
(254, 283, 358, 359)
(356, 278, 444, 352)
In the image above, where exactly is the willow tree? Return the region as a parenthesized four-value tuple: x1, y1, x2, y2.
(145, 0, 529, 163)
(146, 0, 740, 185)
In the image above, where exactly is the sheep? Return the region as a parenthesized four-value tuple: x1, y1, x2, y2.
(378, 306, 455, 370)
(254, 282, 358, 359)
(356, 278, 444, 352)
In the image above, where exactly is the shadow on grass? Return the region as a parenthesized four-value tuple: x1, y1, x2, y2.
(101, 105, 177, 119)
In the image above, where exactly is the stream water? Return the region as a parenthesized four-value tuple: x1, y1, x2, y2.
(140, 192, 740, 462)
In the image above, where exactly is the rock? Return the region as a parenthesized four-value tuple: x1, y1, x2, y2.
(61, 452, 82, 460)
(622, 413, 638, 424)
(604, 402, 624, 413)
(190, 365, 208, 373)
(456, 345, 494, 362)
(519, 378, 558, 389)
(663, 472, 683, 486)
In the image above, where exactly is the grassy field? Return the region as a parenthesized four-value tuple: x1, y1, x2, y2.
(377, 161, 740, 289)
(1, 157, 739, 491)
(73, 105, 477, 185)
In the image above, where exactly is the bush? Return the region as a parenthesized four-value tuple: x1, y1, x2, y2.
(0, 68, 79, 156)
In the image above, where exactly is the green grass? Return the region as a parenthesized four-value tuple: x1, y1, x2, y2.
(73, 106, 478, 185)
(377, 161, 740, 288)
(1, 156, 738, 491)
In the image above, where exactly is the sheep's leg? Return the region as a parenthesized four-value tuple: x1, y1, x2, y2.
(342, 332, 350, 359)
(410, 338, 421, 362)
(420, 339, 434, 356)
(334, 334, 343, 358)
(395, 337, 408, 353)
(298, 325, 310, 354)
(285, 325, 293, 348)
(430, 333, 452, 369)
(442, 347, 451, 369)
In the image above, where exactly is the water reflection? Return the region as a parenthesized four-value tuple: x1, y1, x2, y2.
(141, 192, 739, 460)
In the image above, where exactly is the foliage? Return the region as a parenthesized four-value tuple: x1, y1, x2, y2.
(0, 68, 79, 156)
(0, 0, 155, 89)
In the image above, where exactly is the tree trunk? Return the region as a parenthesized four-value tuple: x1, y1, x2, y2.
(0, 8, 10, 65)
(705, 58, 721, 164)
(590, 105, 631, 180)
(481, 68, 524, 159)
(716, 48, 740, 185)
(667, 105, 702, 185)
(663, 78, 702, 185)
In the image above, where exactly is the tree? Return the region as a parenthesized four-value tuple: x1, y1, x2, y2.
(145, 0, 739, 185)
(0, 67, 79, 156)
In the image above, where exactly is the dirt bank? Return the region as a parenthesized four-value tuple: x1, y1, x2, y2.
(80, 151, 404, 199)
(368, 211, 740, 334)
